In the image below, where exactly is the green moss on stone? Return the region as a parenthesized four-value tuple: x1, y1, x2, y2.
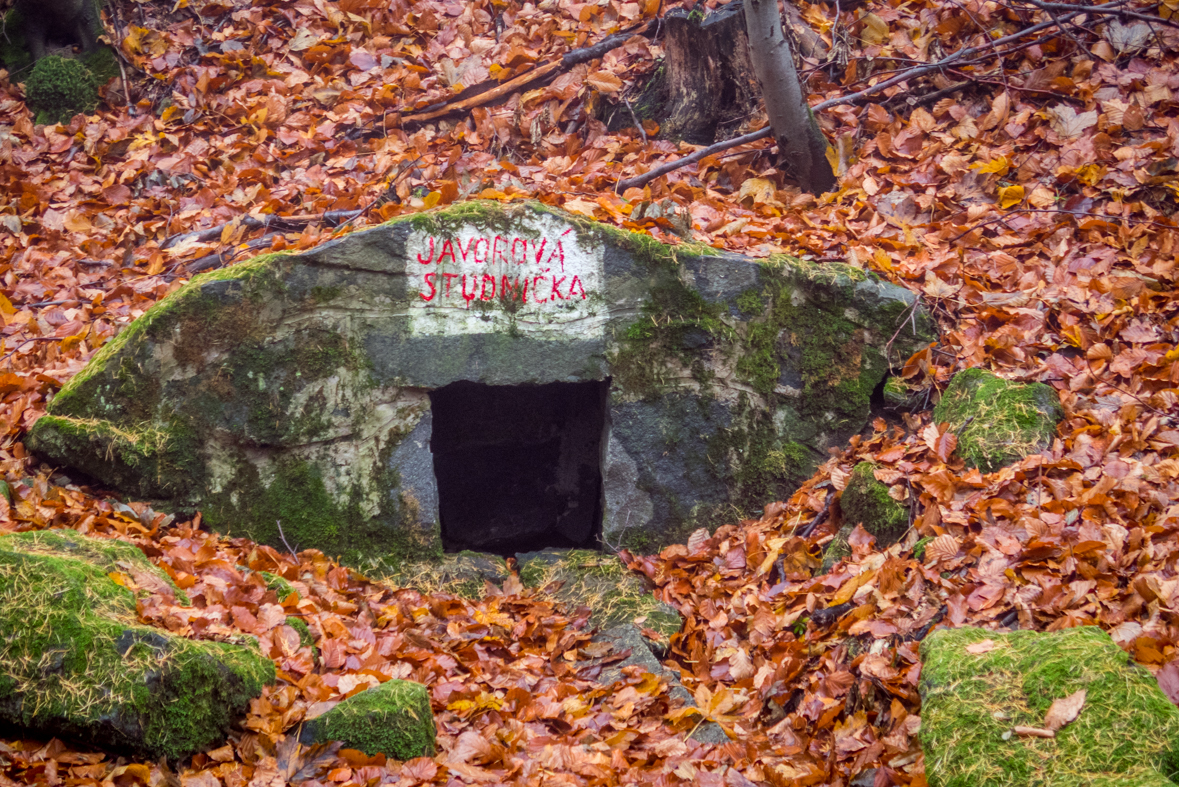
(920, 626, 1179, 787)
(932, 368, 1064, 473)
(24, 56, 98, 125)
(820, 526, 852, 572)
(261, 571, 298, 600)
(25, 415, 199, 499)
(0, 530, 274, 760)
(840, 462, 908, 546)
(516, 549, 683, 641)
(203, 454, 439, 569)
(286, 616, 315, 648)
(300, 679, 435, 760)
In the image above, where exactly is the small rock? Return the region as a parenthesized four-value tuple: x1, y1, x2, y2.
(839, 462, 908, 547)
(516, 549, 683, 652)
(588, 625, 727, 745)
(299, 679, 436, 760)
(932, 368, 1063, 472)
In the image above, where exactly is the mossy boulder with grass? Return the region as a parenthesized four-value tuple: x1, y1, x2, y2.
(517, 549, 683, 649)
(0, 529, 274, 760)
(932, 369, 1063, 473)
(23, 55, 99, 125)
(374, 551, 510, 600)
(920, 626, 1179, 787)
(298, 679, 435, 760)
(27, 201, 933, 561)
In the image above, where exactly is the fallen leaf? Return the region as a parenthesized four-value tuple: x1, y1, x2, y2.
(965, 639, 998, 654)
(1044, 689, 1086, 732)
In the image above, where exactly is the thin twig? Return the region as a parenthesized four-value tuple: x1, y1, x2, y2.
(797, 489, 837, 539)
(275, 519, 299, 560)
(0, 337, 62, 365)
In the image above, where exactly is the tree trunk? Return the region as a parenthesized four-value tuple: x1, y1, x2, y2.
(742, 0, 836, 193)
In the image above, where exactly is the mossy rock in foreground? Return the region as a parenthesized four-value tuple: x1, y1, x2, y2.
(932, 368, 1063, 473)
(299, 679, 436, 760)
(920, 626, 1179, 787)
(839, 462, 908, 547)
(0, 529, 275, 760)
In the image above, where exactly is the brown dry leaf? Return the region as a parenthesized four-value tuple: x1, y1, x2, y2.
(965, 639, 998, 654)
(1045, 105, 1098, 138)
(1044, 689, 1086, 732)
(924, 535, 961, 564)
(585, 71, 623, 93)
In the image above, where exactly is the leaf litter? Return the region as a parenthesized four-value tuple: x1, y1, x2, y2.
(0, 0, 1178, 783)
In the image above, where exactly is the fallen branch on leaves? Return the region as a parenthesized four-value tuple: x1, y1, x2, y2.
(615, 0, 1136, 192)
(161, 210, 361, 252)
(401, 19, 656, 126)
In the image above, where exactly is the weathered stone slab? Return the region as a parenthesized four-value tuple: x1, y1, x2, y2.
(28, 201, 934, 560)
(920, 626, 1179, 787)
(0, 529, 274, 760)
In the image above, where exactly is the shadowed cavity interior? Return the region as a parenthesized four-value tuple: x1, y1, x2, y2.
(429, 379, 609, 556)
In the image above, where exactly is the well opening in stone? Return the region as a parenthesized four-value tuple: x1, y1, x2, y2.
(430, 379, 610, 556)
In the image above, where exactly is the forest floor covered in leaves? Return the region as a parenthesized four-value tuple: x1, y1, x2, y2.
(1, 0, 1179, 783)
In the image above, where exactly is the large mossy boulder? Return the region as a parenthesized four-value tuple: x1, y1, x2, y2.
(920, 626, 1179, 787)
(0, 529, 274, 760)
(298, 679, 435, 760)
(28, 201, 934, 561)
(932, 369, 1063, 472)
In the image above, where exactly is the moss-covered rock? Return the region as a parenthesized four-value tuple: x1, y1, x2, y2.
(820, 525, 852, 572)
(27, 201, 934, 561)
(839, 462, 908, 547)
(517, 549, 683, 650)
(374, 551, 510, 600)
(932, 369, 1063, 473)
(0, 529, 274, 759)
(24, 55, 98, 125)
(298, 679, 435, 760)
(920, 626, 1179, 787)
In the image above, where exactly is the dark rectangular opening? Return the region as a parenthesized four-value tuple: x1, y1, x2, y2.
(429, 379, 609, 556)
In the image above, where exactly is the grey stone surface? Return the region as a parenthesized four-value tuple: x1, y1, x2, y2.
(27, 201, 935, 561)
(590, 624, 728, 745)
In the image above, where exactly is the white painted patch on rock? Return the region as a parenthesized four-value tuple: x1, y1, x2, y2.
(406, 212, 606, 338)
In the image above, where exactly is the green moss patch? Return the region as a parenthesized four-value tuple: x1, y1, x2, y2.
(0, 529, 274, 760)
(517, 549, 683, 646)
(932, 369, 1064, 473)
(920, 626, 1179, 787)
(299, 679, 435, 760)
(24, 56, 99, 125)
(840, 462, 908, 546)
(371, 551, 509, 600)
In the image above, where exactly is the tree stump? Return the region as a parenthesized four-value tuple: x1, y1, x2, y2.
(630, 2, 762, 145)
(610, 0, 827, 146)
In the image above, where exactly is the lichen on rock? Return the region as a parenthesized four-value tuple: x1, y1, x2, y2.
(932, 368, 1064, 472)
(0, 529, 274, 760)
(298, 679, 436, 760)
(920, 626, 1179, 787)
